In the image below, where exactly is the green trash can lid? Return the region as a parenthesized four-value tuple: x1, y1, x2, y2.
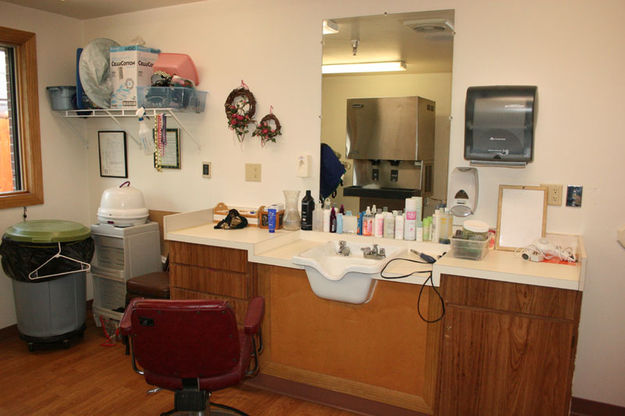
(3, 220, 91, 243)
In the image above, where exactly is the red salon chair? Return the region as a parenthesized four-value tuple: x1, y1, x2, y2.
(120, 297, 264, 416)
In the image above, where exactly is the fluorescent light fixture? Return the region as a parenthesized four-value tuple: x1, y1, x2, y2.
(322, 61, 406, 74)
(322, 19, 339, 35)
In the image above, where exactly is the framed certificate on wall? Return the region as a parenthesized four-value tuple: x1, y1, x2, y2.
(98, 131, 127, 178)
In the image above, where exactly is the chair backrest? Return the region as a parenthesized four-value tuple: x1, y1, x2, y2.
(128, 299, 240, 379)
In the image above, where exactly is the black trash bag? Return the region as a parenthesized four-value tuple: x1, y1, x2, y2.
(214, 209, 248, 230)
(0, 236, 95, 283)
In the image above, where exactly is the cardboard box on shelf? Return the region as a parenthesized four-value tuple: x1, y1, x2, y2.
(110, 45, 160, 109)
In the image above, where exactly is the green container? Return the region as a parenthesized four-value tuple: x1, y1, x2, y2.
(4, 220, 91, 243)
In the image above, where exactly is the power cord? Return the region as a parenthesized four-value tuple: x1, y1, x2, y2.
(380, 255, 446, 323)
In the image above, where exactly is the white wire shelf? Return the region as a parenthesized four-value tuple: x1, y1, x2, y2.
(57, 108, 201, 150)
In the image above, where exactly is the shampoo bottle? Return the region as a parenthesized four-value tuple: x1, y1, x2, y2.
(363, 206, 373, 236)
(417, 221, 423, 242)
(300, 190, 314, 231)
(395, 212, 404, 240)
(404, 198, 417, 240)
(329, 206, 337, 233)
(336, 213, 343, 234)
(323, 201, 331, 233)
(375, 209, 384, 237)
(383, 212, 395, 239)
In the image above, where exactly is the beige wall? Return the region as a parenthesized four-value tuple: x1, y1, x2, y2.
(322, 72, 452, 213)
(1, 0, 625, 407)
(0, 3, 87, 329)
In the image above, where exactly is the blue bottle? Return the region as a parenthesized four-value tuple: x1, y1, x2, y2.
(268, 207, 277, 233)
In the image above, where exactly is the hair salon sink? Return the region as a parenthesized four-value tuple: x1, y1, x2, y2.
(291, 240, 406, 304)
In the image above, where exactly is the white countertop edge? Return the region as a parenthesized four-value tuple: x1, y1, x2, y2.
(164, 209, 213, 234)
(433, 264, 580, 291)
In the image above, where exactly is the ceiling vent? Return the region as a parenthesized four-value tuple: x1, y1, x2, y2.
(403, 18, 455, 35)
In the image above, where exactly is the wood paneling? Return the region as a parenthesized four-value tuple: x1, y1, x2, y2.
(148, 210, 176, 256)
(171, 288, 250, 326)
(256, 264, 439, 414)
(437, 306, 576, 416)
(442, 274, 581, 320)
(436, 274, 581, 416)
(169, 241, 248, 272)
(170, 264, 247, 298)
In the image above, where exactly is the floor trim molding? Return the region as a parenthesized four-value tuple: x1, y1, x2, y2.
(571, 397, 625, 416)
(245, 373, 428, 416)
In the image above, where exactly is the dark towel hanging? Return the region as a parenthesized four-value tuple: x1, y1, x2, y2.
(320, 143, 346, 201)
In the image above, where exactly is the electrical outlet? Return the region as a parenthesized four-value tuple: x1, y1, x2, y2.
(542, 184, 563, 206)
(245, 163, 261, 182)
(202, 162, 211, 178)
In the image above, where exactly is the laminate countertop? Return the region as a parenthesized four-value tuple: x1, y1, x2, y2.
(164, 209, 586, 291)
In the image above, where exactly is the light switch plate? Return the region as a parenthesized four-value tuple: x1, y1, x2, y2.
(245, 163, 261, 182)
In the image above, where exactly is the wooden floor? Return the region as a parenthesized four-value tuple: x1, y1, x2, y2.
(0, 322, 357, 416)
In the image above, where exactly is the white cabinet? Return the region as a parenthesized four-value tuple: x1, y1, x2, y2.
(90, 222, 161, 324)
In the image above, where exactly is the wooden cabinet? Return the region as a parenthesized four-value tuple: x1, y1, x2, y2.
(168, 241, 257, 324)
(436, 275, 582, 416)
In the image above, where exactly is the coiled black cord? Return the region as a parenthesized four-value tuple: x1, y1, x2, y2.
(379, 257, 446, 323)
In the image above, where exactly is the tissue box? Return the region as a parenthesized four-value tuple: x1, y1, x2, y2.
(110, 46, 160, 108)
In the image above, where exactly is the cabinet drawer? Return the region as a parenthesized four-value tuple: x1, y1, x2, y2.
(170, 288, 249, 326)
(441, 275, 581, 321)
(169, 241, 248, 273)
(170, 263, 247, 299)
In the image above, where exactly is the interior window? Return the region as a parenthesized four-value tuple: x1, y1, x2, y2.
(0, 27, 43, 209)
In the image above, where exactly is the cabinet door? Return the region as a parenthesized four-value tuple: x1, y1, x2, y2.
(438, 305, 576, 416)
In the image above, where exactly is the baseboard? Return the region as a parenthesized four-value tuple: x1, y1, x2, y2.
(245, 373, 429, 416)
(571, 397, 625, 416)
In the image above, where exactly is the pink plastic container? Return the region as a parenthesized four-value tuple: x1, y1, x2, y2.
(153, 53, 199, 86)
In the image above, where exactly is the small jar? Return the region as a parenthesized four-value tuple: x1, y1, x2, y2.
(462, 220, 489, 241)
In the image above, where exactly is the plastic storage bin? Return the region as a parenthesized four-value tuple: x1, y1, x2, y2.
(450, 236, 489, 260)
(46, 86, 76, 110)
(137, 86, 207, 112)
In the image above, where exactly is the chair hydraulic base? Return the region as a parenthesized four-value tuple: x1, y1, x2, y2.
(161, 385, 248, 416)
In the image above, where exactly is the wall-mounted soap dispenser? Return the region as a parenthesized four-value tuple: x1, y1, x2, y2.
(449, 167, 478, 217)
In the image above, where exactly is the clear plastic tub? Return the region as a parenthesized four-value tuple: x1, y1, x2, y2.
(450, 236, 489, 260)
(137, 86, 207, 112)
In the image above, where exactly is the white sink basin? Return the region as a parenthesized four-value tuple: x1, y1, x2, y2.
(292, 240, 406, 304)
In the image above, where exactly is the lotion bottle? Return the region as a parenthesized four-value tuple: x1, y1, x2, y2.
(404, 198, 417, 240)
(375, 209, 384, 237)
(395, 212, 404, 240)
(363, 206, 373, 236)
(383, 212, 395, 239)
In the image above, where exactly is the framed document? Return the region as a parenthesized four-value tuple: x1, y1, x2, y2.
(154, 128, 181, 169)
(496, 185, 547, 251)
(98, 131, 127, 178)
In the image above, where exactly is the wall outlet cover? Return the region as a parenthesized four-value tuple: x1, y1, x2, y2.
(542, 184, 563, 206)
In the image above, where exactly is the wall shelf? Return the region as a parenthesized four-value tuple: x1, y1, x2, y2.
(58, 108, 202, 150)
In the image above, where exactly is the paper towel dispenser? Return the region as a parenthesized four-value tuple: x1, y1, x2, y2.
(464, 86, 537, 166)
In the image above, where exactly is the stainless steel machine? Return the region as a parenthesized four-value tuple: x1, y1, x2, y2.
(343, 96, 435, 210)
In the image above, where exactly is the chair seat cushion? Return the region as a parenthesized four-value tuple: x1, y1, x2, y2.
(126, 272, 170, 299)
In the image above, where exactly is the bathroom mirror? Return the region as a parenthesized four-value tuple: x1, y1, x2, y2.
(321, 10, 454, 216)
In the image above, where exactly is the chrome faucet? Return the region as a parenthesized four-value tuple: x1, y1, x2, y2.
(337, 240, 351, 256)
(361, 244, 386, 259)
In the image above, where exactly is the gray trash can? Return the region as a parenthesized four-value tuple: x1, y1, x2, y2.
(0, 220, 94, 351)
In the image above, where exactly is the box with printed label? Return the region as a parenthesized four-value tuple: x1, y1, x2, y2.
(110, 46, 160, 109)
